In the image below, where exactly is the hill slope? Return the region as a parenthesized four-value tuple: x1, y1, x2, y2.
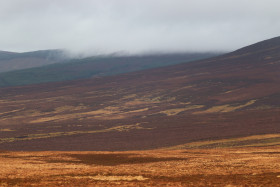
(0, 49, 68, 73)
(0, 36, 280, 151)
(0, 52, 218, 87)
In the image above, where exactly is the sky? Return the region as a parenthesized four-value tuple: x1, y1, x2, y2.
(0, 0, 280, 55)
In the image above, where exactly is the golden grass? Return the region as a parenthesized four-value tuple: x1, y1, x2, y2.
(29, 105, 150, 123)
(0, 123, 152, 144)
(164, 133, 280, 149)
(1, 146, 280, 186)
(0, 104, 88, 123)
(0, 109, 24, 115)
(160, 105, 204, 116)
(29, 106, 119, 123)
(124, 99, 157, 106)
(66, 175, 148, 181)
(123, 96, 163, 106)
(29, 114, 74, 123)
(54, 105, 87, 112)
(195, 100, 256, 114)
(0, 129, 14, 132)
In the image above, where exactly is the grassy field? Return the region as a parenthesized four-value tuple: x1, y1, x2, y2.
(1, 146, 280, 186)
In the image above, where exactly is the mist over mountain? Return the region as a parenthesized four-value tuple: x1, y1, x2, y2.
(0, 51, 220, 87)
(1, 1, 280, 186)
(0, 49, 69, 73)
(1, 0, 280, 55)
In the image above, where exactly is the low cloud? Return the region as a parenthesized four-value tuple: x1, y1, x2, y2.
(0, 0, 280, 55)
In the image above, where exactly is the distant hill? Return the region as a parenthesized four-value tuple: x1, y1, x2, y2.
(0, 52, 220, 87)
(0, 36, 280, 151)
(0, 49, 69, 73)
(0, 50, 18, 59)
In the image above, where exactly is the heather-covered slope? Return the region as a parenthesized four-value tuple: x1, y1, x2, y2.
(1, 37, 280, 151)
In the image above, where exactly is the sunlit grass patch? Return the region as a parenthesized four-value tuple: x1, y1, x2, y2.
(0, 128, 14, 132)
(160, 105, 204, 116)
(195, 100, 256, 114)
(164, 134, 280, 149)
(0, 123, 152, 144)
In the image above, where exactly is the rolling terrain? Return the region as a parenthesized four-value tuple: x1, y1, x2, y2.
(0, 36, 280, 151)
(0, 52, 218, 87)
(0, 49, 68, 73)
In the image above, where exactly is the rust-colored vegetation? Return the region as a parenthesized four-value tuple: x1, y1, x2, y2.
(1, 146, 280, 186)
(1, 36, 280, 186)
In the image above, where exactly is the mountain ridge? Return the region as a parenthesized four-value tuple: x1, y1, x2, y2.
(0, 52, 220, 87)
(0, 49, 69, 73)
(0, 36, 280, 151)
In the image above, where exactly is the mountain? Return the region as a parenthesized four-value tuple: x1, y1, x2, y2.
(1, 36, 280, 151)
(0, 49, 68, 73)
(0, 52, 219, 87)
(0, 50, 18, 59)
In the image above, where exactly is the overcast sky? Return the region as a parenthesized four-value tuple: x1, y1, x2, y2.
(0, 0, 280, 55)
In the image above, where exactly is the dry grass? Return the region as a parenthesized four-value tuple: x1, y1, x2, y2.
(195, 100, 256, 114)
(29, 106, 119, 123)
(65, 175, 148, 181)
(0, 129, 14, 132)
(164, 134, 280, 149)
(0, 123, 152, 144)
(0, 146, 280, 186)
(29, 104, 150, 123)
(160, 105, 204, 116)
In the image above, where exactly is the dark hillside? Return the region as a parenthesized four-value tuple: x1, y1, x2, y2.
(0, 52, 219, 87)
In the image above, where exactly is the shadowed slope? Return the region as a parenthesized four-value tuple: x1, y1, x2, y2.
(0, 52, 218, 87)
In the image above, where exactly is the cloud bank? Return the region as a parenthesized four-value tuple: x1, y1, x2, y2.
(0, 0, 280, 55)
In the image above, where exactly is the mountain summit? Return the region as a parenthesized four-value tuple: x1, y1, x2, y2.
(231, 36, 280, 55)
